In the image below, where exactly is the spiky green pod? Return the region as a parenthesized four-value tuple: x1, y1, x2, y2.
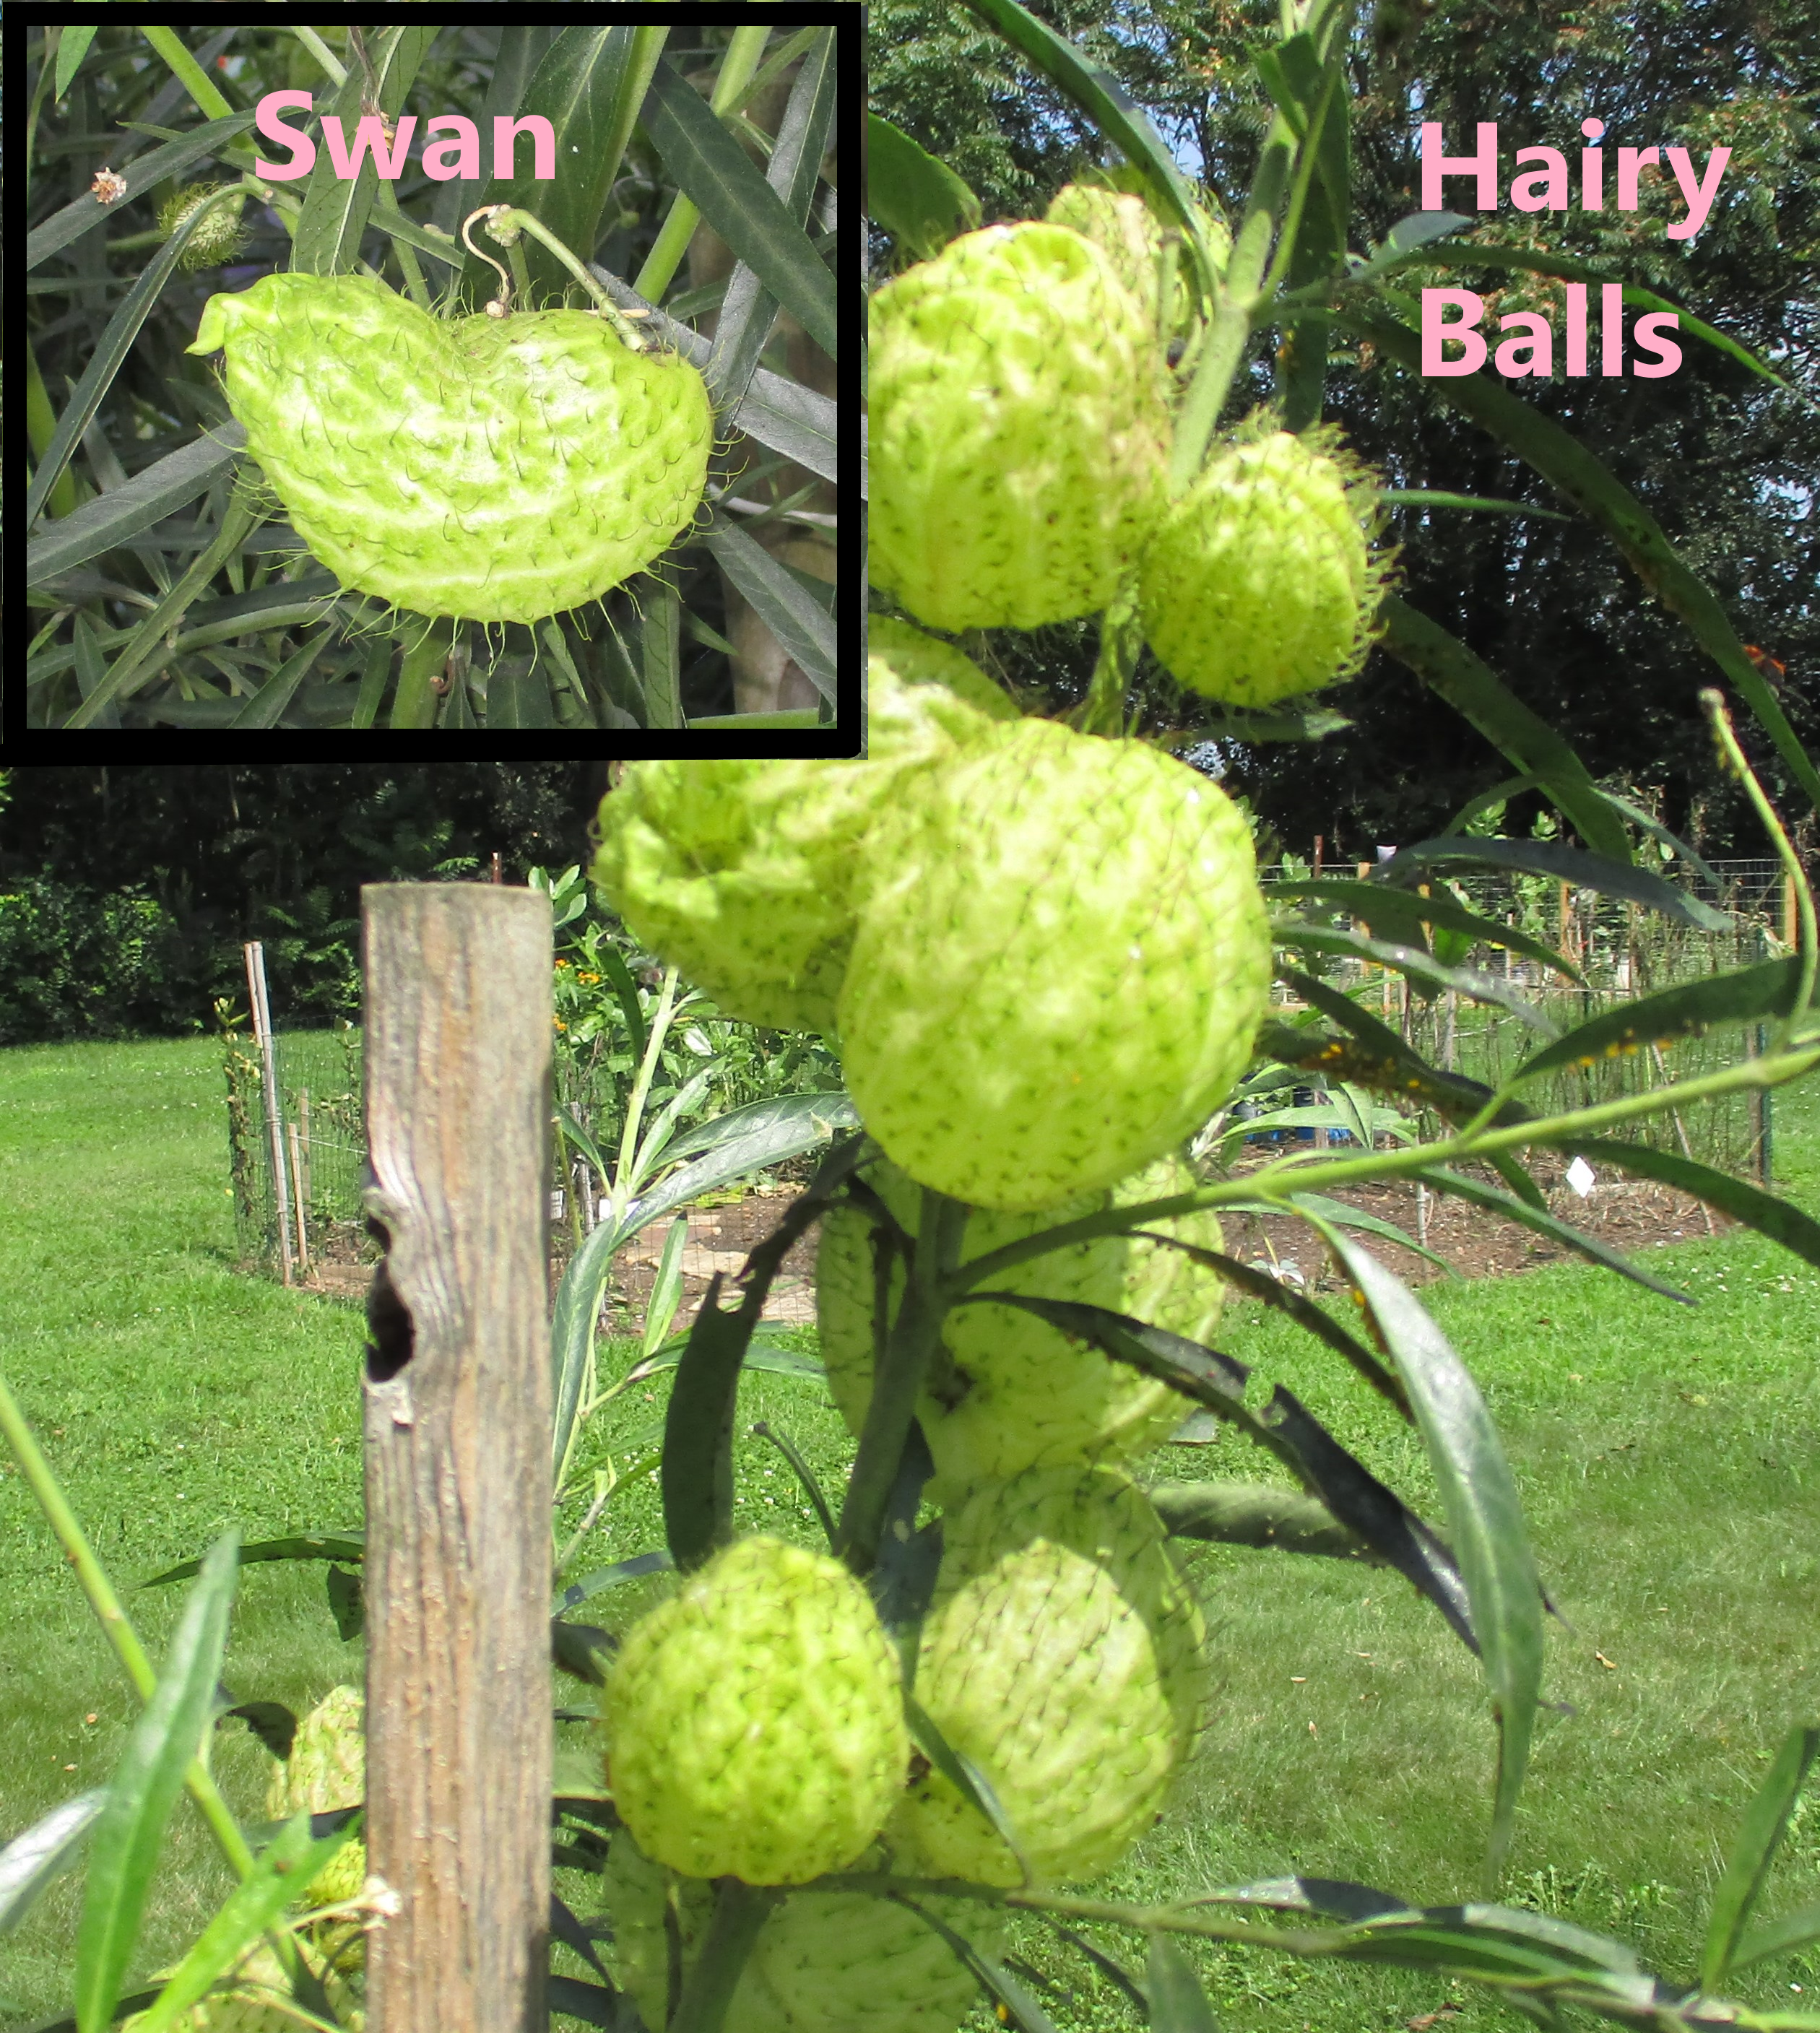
(601, 1832, 1002, 2033)
(157, 183, 251, 272)
(1140, 420, 1392, 706)
(603, 1536, 910, 1886)
(838, 719, 1273, 1212)
(890, 1465, 1204, 1887)
(590, 758, 881, 1031)
(1041, 184, 1223, 346)
(868, 222, 1170, 632)
(121, 1943, 363, 2032)
(589, 657, 1002, 1031)
(868, 615, 1019, 757)
(265, 1683, 365, 1908)
(187, 273, 712, 623)
(818, 1152, 1222, 1507)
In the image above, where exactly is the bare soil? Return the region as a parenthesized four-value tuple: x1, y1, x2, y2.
(277, 1148, 1723, 1324)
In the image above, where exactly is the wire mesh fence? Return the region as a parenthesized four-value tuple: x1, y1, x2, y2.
(222, 864, 1795, 1273)
(1255, 857, 1790, 1179)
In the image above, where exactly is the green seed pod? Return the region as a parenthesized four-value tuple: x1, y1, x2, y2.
(157, 183, 251, 272)
(122, 1944, 363, 2032)
(1041, 183, 1223, 346)
(890, 1465, 1205, 1886)
(187, 272, 712, 624)
(838, 719, 1273, 1213)
(604, 1536, 910, 1886)
(1140, 417, 1394, 706)
(601, 1832, 1003, 2033)
(818, 1151, 1223, 1508)
(590, 660, 1003, 1031)
(265, 1683, 365, 1908)
(868, 614, 1019, 760)
(589, 758, 885, 1032)
(868, 222, 1170, 633)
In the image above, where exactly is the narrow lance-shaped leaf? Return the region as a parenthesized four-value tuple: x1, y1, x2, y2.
(74, 1533, 241, 2033)
(1148, 1933, 1223, 2032)
(0, 1792, 106, 1938)
(1700, 1723, 1820, 1993)
(1559, 1137, 1820, 1276)
(1413, 1166, 1692, 1304)
(1375, 597, 1633, 864)
(867, 113, 982, 259)
(128, 1811, 353, 2033)
(1321, 1236, 1543, 1891)
(1271, 877, 1582, 980)
(1514, 958, 1802, 1085)
(1374, 834, 1730, 929)
(1273, 920, 1559, 1033)
(660, 1273, 749, 1572)
(961, 1295, 1478, 1653)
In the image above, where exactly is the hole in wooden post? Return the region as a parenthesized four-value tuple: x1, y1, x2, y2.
(364, 1220, 415, 1384)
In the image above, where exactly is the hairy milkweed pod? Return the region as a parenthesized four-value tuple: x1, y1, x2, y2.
(188, 272, 714, 624)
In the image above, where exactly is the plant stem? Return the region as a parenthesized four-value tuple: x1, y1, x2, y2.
(947, 1041, 1820, 1293)
(669, 1878, 779, 2033)
(1702, 688, 1818, 1040)
(835, 1188, 968, 1574)
(0, 1369, 256, 1878)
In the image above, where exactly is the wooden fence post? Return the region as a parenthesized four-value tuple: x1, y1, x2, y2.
(360, 884, 553, 2033)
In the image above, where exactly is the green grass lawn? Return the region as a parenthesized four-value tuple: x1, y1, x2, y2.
(2, 1033, 1816, 2031)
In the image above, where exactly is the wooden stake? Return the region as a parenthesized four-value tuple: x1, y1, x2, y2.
(360, 884, 553, 2033)
(243, 942, 294, 1286)
(287, 1120, 311, 1274)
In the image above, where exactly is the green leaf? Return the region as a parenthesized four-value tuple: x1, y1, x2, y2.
(953, 0, 1216, 268)
(1731, 1897, 1820, 1975)
(867, 113, 982, 259)
(641, 1215, 690, 1361)
(750, 1419, 838, 1548)
(1351, 313, 1820, 815)
(1381, 489, 1569, 522)
(1272, 920, 1559, 1033)
(659, 1277, 750, 1572)
(1514, 958, 1803, 1085)
(1558, 1138, 1820, 1275)
(138, 1533, 366, 1588)
(1701, 1723, 1820, 1991)
(1272, 877, 1582, 980)
(0, 1791, 105, 1938)
(1135, 1236, 1412, 1414)
(1320, 1239, 1543, 1890)
(700, 510, 836, 702)
(1375, 835, 1729, 929)
(554, 1548, 674, 1617)
(127, 1812, 352, 2033)
(894, 1894, 1065, 2033)
(594, 943, 649, 1070)
(1150, 1481, 1374, 1563)
(1413, 1167, 1691, 1304)
(641, 56, 838, 359)
(901, 1693, 1033, 1882)
(1376, 599, 1632, 862)
(962, 1295, 1478, 1654)
(74, 1532, 240, 2033)
(1148, 1933, 1223, 2032)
